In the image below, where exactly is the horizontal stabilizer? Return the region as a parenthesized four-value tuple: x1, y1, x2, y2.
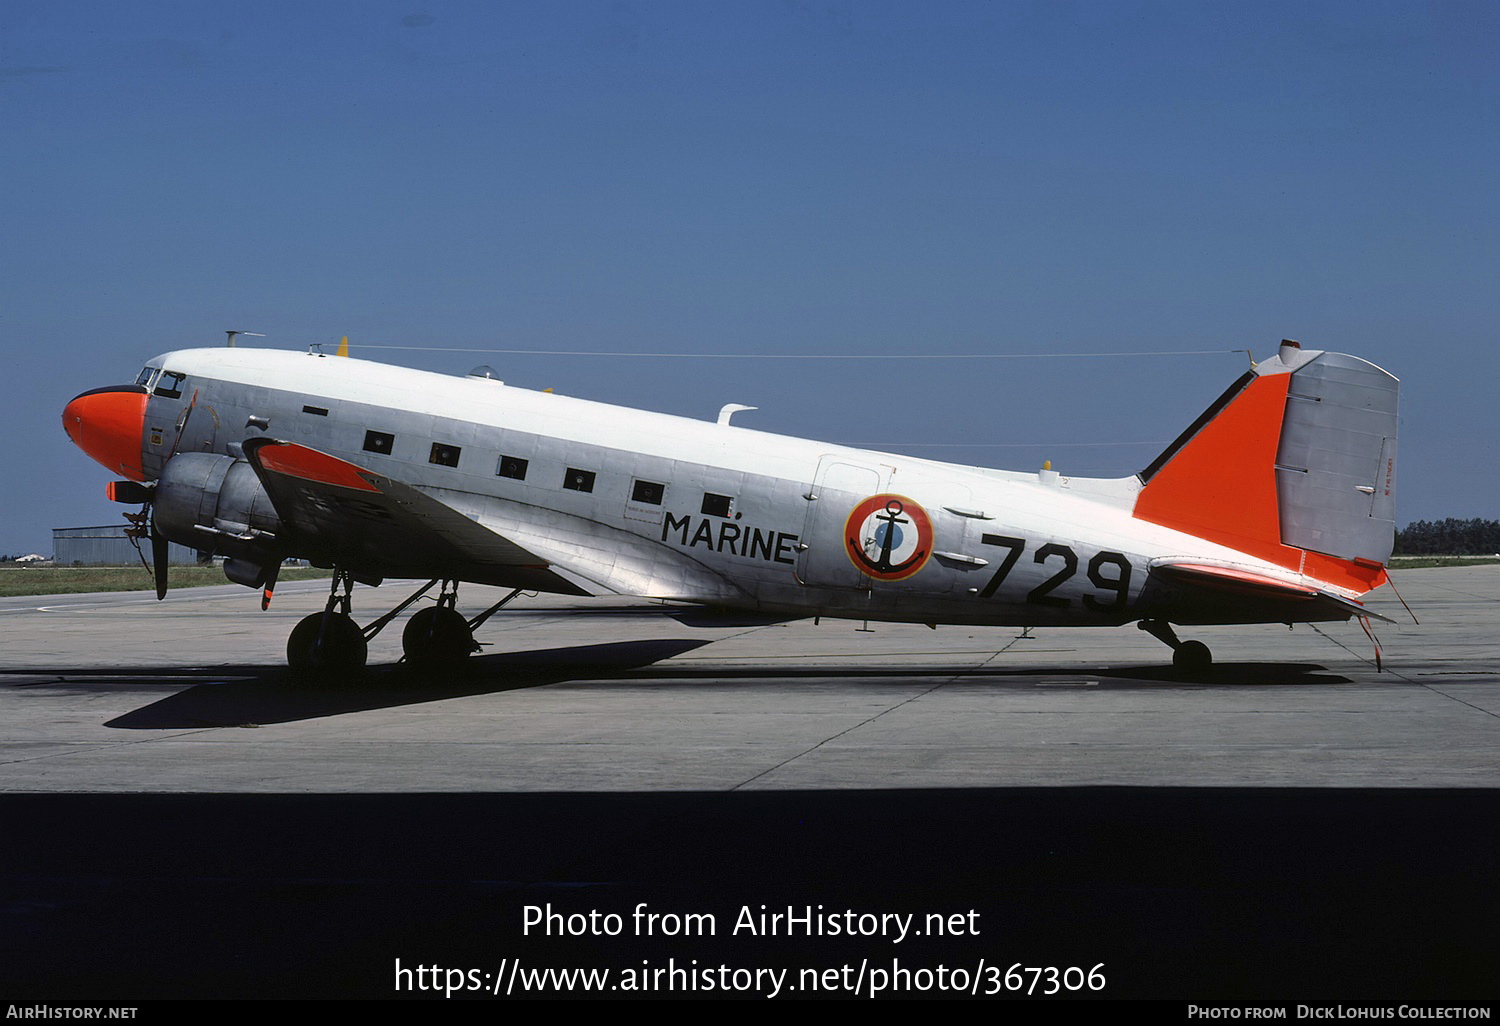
(1153, 562, 1319, 601)
(1153, 562, 1393, 623)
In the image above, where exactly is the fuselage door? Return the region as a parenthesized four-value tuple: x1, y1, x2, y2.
(797, 457, 889, 590)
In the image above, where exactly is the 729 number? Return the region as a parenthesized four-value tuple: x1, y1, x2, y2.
(977, 535, 1132, 611)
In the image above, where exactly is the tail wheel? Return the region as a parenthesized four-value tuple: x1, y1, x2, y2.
(402, 606, 476, 667)
(287, 611, 368, 672)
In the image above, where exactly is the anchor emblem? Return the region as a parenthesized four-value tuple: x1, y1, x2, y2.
(842, 494, 933, 581)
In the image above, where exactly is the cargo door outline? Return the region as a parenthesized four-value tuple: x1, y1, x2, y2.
(796, 457, 889, 590)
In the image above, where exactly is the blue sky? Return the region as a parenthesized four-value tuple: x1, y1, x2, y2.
(4, 0, 1496, 555)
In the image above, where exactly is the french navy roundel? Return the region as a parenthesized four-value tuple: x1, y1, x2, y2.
(842, 494, 933, 581)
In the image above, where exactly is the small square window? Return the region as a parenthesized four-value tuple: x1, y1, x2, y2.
(563, 468, 596, 493)
(632, 480, 665, 505)
(429, 443, 461, 468)
(497, 455, 528, 480)
(363, 430, 394, 455)
(702, 492, 733, 518)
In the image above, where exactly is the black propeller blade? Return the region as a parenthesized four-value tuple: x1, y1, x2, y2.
(260, 560, 279, 610)
(151, 520, 169, 600)
(121, 501, 167, 600)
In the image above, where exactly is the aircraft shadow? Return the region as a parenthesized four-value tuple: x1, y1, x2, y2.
(93, 638, 714, 729)
(3, 645, 1349, 730)
(1086, 662, 1352, 686)
(642, 660, 1351, 687)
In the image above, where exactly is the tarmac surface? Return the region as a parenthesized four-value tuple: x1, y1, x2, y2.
(2, 566, 1496, 791)
(2, 566, 1497, 1000)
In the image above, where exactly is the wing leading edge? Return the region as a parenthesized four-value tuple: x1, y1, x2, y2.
(242, 438, 591, 595)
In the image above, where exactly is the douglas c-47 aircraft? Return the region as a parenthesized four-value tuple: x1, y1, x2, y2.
(62, 338, 1398, 675)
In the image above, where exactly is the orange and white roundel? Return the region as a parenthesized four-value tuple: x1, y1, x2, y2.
(843, 494, 933, 581)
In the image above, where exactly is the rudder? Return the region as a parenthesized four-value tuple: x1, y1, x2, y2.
(1274, 350, 1398, 564)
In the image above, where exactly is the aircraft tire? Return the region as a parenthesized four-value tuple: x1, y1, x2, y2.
(287, 612, 368, 673)
(402, 606, 475, 668)
(1173, 640, 1213, 678)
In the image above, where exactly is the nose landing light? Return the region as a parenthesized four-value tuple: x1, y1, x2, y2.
(63, 386, 149, 481)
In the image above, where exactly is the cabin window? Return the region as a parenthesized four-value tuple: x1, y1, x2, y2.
(153, 371, 185, 399)
(429, 443, 461, 468)
(563, 468, 596, 493)
(497, 455, 529, 480)
(632, 480, 665, 505)
(363, 430, 394, 455)
(702, 492, 733, 518)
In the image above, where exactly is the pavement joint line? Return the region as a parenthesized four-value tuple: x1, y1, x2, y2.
(1310, 623, 1500, 719)
(1409, 684, 1500, 720)
(726, 635, 1024, 791)
(0, 727, 230, 766)
(1309, 622, 1409, 678)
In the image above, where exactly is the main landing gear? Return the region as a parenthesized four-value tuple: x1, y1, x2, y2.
(1137, 619, 1213, 678)
(286, 574, 523, 673)
(287, 571, 368, 672)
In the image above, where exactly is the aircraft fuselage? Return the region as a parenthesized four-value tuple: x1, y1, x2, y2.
(98, 346, 1369, 629)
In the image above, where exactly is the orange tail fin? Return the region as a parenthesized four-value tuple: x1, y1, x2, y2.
(1134, 341, 1398, 594)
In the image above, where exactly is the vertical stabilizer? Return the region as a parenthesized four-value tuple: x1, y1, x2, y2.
(1134, 343, 1397, 593)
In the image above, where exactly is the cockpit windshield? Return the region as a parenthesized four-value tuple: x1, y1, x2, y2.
(153, 370, 185, 399)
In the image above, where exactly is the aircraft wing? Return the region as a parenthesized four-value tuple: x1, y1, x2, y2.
(1151, 562, 1394, 623)
(242, 438, 592, 594)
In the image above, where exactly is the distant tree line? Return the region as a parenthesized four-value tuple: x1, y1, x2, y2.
(1394, 518, 1500, 556)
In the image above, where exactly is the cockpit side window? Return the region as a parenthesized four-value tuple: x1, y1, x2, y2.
(153, 371, 185, 399)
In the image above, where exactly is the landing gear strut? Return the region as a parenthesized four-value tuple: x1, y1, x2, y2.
(287, 571, 367, 672)
(402, 580, 479, 668)
(1138, 619, 1213, 678)
(285, 575, 526, 673)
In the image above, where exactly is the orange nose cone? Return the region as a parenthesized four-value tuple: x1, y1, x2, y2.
(63, 387, 149, 482)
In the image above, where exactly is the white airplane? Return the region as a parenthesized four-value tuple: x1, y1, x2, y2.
(62, 339, 1398, 675)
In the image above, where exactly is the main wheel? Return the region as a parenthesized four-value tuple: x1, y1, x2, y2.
(1172, 639, 1213, 678)
(287, 612, 368, 672)
(402, 606, 475, 668)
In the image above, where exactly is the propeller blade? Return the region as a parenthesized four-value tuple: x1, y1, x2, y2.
(261, 561, 280, 611)
(151, 526, 169, 600)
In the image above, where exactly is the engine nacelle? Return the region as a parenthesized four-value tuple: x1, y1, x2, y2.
(154, 454, 282, 571)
